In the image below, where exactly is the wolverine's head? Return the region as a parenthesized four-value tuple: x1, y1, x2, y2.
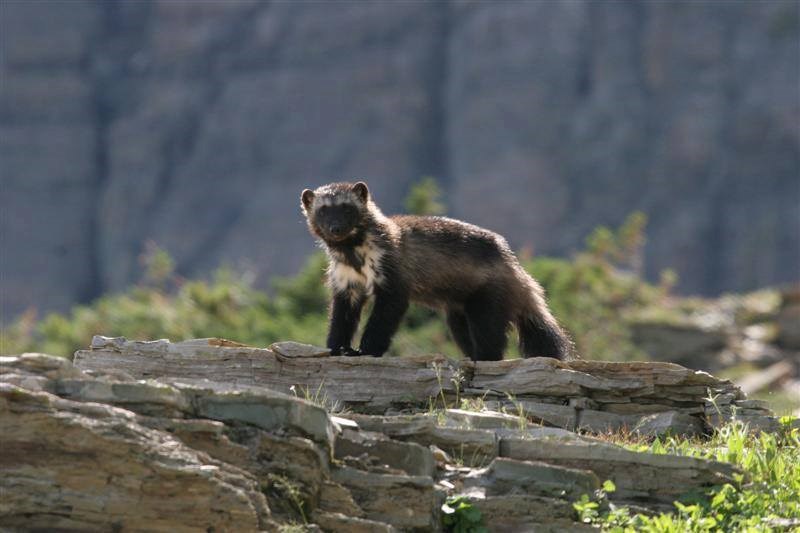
(301, 181, 371, 245)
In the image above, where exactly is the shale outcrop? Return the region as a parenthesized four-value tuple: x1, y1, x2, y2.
(1, 336, 779, 531)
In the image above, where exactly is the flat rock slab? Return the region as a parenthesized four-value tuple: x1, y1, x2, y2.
(500, 436, 739, 505)
(77, 336, 460, 411)
(311, 510, 396, 533)
(330, 466, 438, 531)
(345, 413, 500, 466)
(461, 493, 592, 533)
(335, 428, 435, 477)
(465, 457, 600, 500)
(74, 336, 777, 435)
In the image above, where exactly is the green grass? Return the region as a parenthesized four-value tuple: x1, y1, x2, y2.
(575, 419, 800, 532)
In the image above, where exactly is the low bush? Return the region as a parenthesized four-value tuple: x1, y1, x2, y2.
(575, 418, 800, 532)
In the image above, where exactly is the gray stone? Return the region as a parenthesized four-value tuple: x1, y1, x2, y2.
(465, 457, 600, 500)
(76, 339, 461, 410)
(311, 511, 395, 533)
(344, 413, 498, 467)
(1, 353, 85, 380)
(708, 413, 781, 433)
(460, 490, 590, 533)
(330, 466, 438, 531)
(335, 428, 435, 477)
(175, 380, 335, 451)
(486, 399, 578, 429)
(444, 408, 522, 430)
(318, 480, 365, 518)
(500, 435, 738, 505)
(2, 346, 768, 529)
(472, 357, 647, 397)
(632, 411, 705, 438)
(494, 426, 585, 442)
(54, 378, 190, 416)
(0, 384, 274, 531)
(75, 337, 764, 433)
(630, 321, 728, 368)
(270, 341, 331, 358)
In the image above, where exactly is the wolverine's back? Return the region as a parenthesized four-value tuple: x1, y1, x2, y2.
(389, 215, 521, 309)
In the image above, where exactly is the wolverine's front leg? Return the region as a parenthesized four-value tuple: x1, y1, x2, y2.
(359, 285, 409, 357)
(327, 290, 364, 356)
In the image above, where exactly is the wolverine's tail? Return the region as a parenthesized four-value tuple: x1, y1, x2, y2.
(515, 273, 574, 360)
(517, 315, 572, 360)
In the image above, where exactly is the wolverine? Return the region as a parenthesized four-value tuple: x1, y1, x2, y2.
(301, 181, 573, 361)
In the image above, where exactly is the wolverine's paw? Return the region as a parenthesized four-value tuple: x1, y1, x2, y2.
(341, 347, 363, 357)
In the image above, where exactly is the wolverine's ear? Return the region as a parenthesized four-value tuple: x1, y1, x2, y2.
(352, 182, 369, 203)
(301, 189, 315, 210)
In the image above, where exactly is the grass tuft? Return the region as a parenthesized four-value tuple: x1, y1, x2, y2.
(575, 418, 800, 532)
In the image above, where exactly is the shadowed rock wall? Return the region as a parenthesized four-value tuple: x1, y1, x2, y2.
(2, 0, 798, 320)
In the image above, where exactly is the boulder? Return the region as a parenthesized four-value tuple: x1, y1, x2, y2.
(632, 411, 705, 438)
(0, 384, 274, 531)
(629, 320, 728, 367)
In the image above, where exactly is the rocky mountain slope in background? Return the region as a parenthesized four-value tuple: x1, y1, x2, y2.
(2, 0, 798, 320)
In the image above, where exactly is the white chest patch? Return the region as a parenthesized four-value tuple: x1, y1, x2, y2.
(329, 242, 384, 301)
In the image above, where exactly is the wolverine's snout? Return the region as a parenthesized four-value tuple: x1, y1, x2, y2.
(323, 226, 351, 242)
(313, 202, 361, 243)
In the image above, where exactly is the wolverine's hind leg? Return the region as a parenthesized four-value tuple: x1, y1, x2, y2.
(446, 309, 475, 359)
(464, 289, 509, 362)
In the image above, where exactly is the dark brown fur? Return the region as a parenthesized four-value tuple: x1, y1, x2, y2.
(301, 181, 573, 360)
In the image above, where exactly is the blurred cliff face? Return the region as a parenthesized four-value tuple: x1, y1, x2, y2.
(1, 0, 798, 319)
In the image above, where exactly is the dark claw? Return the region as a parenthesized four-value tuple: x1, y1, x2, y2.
(330, 346, 362, 356)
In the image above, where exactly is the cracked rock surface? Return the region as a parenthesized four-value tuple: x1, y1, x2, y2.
(2, 336, 776, 530)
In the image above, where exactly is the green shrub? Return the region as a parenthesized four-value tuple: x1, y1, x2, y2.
(575, 419, 800, 532)
(525, 212, 673, 360)
(441, 496, 488, 533)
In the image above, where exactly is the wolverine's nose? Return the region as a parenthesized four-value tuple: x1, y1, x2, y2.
(330, 225, 346, 236)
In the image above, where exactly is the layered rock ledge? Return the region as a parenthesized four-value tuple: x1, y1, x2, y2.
(77, 336, 778, 435)
(1, 337, 778, 531)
